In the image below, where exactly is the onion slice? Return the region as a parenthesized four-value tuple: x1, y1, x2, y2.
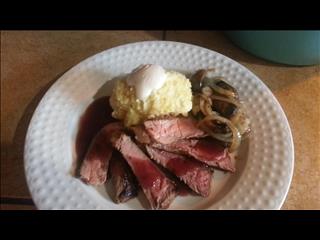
(199, 94, 214, 116)
(210, 95, 241, 108)
(199, 124, 233, 142)
(210, 78, 238, 99)
(198, 114, 241, 152)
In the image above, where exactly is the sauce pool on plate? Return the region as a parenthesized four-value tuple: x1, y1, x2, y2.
(75, 97, 115, 171)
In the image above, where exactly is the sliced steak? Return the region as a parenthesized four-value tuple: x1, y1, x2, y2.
(144, 117, 207, 144)
(151, 139, 235, 172)
(80, 122, 123, 185)
(109, 152, 139, 203)
(130, 125, 152, 144)
(146, 146, 212, 197)
(112, 133, 176, 209)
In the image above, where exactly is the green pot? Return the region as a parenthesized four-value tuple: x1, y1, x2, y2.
(225, 31, 320, 66)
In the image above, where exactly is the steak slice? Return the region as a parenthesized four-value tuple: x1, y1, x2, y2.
(146, 146, 212, 197)
(151, 139, 235, 172)
(130, 125, 152, 144)
(144, 117, 207, 144)
(80, 122, 123, 185)
(112, 133, 176, 209)
(109, 152, 139, 203)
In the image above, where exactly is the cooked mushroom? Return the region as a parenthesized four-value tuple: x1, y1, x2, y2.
(212, 99, 238, 118)
(198, 114, 242, 152)
(203, 77, 239, 100)
(190, 68, 215, 92)
(200, 86, 238, 118)
(191, 68, 250, 152)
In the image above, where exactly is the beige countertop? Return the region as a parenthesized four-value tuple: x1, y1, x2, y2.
(1, 31, 319, 209)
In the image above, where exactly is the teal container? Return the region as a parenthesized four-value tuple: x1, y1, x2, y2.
(225, 31, 320, 66)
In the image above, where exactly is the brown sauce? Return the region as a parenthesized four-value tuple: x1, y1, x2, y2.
(75, 97, 115, 174)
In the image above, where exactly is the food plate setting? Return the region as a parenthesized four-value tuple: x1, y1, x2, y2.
(24, 41, 294, 210)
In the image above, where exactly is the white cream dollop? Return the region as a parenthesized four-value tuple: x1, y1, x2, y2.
(126, 64, 166, 101)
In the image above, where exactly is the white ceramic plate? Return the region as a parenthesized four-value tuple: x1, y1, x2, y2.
(24, 41, 294, 210)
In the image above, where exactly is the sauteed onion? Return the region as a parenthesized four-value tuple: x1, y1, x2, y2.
(191, 69, 251, 152)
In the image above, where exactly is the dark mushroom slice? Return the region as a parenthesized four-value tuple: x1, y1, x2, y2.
(203, 77, 239, 100)
(197, 114, 242, 153)
(199, 87, 239, 119)
(211, 99, 238, 118)
(190, 68, 214, 92)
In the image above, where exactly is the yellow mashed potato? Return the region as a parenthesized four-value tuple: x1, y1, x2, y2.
(110, 71, 192, 126)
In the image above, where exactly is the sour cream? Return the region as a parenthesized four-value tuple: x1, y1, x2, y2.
(126, 64, 166, 101)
